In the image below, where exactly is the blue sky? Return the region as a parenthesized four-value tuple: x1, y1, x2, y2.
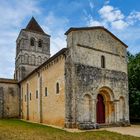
(0, 0, 140, 78)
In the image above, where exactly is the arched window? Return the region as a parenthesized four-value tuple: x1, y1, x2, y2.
(37, 56, 42, 65)
(36, 90, 38, 99)
(45, 87, 48, 96)
(56, 82, 59, 94)
(101, 55, 105, 68)
(30, 38, 35, 46)
(38, 39, 43, 47)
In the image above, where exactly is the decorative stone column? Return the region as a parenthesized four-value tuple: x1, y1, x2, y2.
(110, 101, 115, 123)
(91, 99, 97, 123)
(105, 101, 110, 123)
(114, 100, 120, 123)
(124, 98, 130, 124)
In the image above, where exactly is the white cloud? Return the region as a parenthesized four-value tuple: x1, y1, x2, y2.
(85, 4, 140, 30)
(128, 11, 140, 20)
(112, 27, 140, 54)
(89, 0, 94, 9)
(51, 34, 66, 54)
(127, 11, 140, 25)
(99, 5, 125, 22)
(0, 0, 40, 28)
(0, 1, 68, 78)
(105, 0, 110, 5)
(99, 5, 128, 30)
(111, 20, 128, 30)
(86, 16, 108, 27)
(85, 5, 128, 30)
(88, 20, 102, 26)
(44, 12, 69, 30)
(0, 0, 41, 78)
(98, 5, 140, 30)
(43, 12, 68, 55)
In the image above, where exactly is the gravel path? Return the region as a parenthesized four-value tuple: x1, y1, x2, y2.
(22, 120, 140, 137)
(102, 125, 140, 137)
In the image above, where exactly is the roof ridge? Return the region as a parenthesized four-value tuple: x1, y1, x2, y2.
(65, 26, 128, 48)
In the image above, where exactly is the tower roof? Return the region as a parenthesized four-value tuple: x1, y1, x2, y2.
(24, 17, 46, 34)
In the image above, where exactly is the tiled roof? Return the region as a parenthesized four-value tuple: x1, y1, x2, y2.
(25, 17, 45, 34)
(0, 78, 18, 84)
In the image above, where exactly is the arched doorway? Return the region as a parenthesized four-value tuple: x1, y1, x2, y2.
(96, 87, 115, 124)
(83, 94, 92, 122)
(96, 94, 105, 123)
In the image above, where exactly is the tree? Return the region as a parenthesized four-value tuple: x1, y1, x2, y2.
(128, 52, 140, 121)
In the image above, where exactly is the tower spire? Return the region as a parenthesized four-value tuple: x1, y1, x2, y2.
(25, 17, 45, 34)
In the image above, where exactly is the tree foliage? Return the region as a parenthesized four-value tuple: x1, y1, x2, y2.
(128, 52, 140, 120)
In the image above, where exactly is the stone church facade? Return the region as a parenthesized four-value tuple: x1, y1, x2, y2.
(0, 17, 129, 128)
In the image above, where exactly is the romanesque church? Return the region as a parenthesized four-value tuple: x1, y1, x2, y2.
(0, 17, 129, 128)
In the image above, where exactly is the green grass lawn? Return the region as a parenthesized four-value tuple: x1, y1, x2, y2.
(0, 119, 140, 140)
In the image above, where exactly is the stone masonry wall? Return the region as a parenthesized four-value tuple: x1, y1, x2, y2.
(66, 29, 127, 73)
(15, 30, 50, 81)
(75, 64, 129, 123)
(65, 28, 129, 128)
(0, 87, 4, 118)
(21, 53, 66, 127)
(0, 79, 19, 118)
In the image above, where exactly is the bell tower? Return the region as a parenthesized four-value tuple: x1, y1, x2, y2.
(15, 17, 50, 81)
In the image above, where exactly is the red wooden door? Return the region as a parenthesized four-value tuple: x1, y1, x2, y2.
(96, 94, 105, 123)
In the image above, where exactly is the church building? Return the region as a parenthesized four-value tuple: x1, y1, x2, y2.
(0, 17, 129, 129)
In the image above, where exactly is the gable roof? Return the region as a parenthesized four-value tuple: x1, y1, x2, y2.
(24, 17, 48, 35)
(0, 78, 18, 84)
(65, 26, 128, 48)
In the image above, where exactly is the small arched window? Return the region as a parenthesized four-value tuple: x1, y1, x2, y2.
(36, 90, 38, 99)
(101, 55, 105, 68)
(37, 56, 42, 65)
(56, 82, 59, 94)
(38, 39, 43, 47)
(30, 38, 35, 46)
(45, 87, 48, 96)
